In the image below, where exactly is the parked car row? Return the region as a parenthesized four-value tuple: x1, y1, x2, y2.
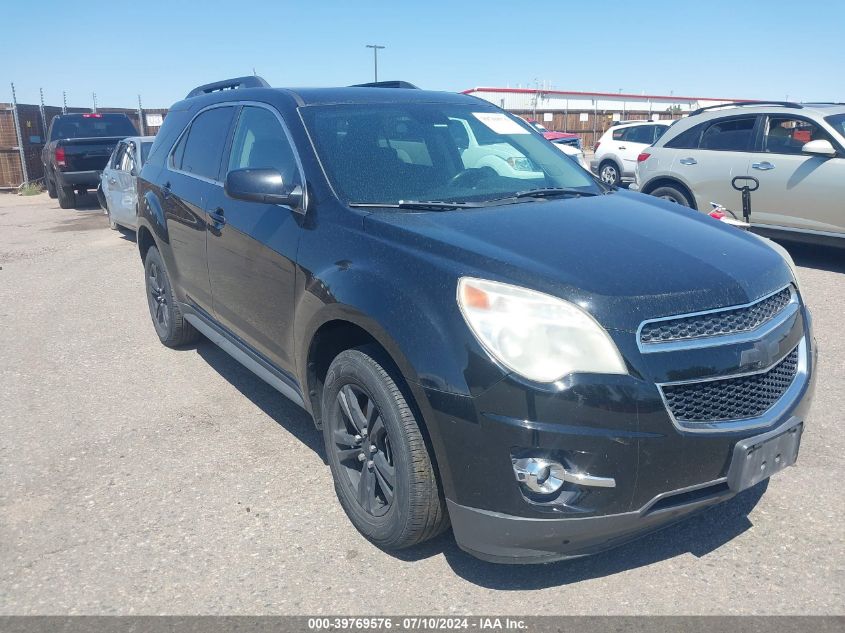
(127, 76, 815, 564)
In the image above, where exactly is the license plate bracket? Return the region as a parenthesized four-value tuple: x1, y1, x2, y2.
(727, 419, 803, 492)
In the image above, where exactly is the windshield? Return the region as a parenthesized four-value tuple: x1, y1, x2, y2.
(824, 114, 845, 139)
(50, 114, 137, 141)
(301, 104, 600, 205)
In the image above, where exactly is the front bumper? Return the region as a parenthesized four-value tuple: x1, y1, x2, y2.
(420, 315, 816, 564)
(56, 170, 101, 188)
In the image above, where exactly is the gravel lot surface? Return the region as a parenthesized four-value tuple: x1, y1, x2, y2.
(1, 192, 843, 615)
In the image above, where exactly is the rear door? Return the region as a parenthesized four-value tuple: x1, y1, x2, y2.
(745, 114, 845, 234)
(205, 104, 304, 375)
(672, 114, 757, 212)
(101, 142, 125, 210)
(164, 105, 236, 312)
(618, 124, 655, 175)
(110, 141, 139, 226)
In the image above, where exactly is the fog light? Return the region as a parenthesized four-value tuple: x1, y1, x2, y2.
(511, 457, 567, 494)
(512, 456, 617, 493)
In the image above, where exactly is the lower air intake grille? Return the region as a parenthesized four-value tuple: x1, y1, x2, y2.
(661, 346, 800, 423)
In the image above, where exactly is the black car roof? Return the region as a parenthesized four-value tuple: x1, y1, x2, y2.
(172, 84, 484, 112)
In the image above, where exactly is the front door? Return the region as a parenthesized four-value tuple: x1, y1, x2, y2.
(746, 114, 845, 234)
(206, 104, 305, 375)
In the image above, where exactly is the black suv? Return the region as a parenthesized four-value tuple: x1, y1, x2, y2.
(136, 76, 816, 564)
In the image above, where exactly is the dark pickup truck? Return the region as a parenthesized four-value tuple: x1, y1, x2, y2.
(41, 113, 137, 209)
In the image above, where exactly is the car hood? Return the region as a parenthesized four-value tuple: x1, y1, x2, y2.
(363, 190, 794, 333)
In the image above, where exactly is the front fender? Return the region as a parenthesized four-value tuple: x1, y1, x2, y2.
(295, 262, 506, 400)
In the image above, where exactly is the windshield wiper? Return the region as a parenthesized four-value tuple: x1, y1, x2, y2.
(348, 201, 482, 211)
(514, 187, 601, 199)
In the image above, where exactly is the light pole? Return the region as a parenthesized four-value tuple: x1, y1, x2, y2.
(365, 44, 385, 82)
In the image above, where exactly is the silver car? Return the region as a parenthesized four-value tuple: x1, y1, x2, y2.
(97, 136, 155, 230)
(635, 103, 845, 246)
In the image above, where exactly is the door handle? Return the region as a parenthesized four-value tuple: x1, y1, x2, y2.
(108, 177, 117, 184)
(618, 146, 627, 150)
(208, 207, 226, 230)
(752, 161, 775, 170)
(679, 157, 697, 165)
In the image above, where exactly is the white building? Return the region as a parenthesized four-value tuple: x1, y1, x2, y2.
(462, 87, 745, 146)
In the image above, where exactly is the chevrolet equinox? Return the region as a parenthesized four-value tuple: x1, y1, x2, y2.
(135, 77, 816, 563)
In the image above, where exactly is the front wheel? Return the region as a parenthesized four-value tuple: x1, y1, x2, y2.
(322, 347, 448, 550)
(651, 185, 693, 207)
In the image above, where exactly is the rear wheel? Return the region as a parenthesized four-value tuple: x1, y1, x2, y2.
(143, 246, 200, 347)
(651, 185, 693, 207)
(598, 161, 621, 186)
(322, 347, 447, 550)
(46, 174, 57, 199)
(57, 185, 76, 209)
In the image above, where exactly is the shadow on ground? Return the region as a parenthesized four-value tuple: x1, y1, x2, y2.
(195, 341, 325, 460)
(189, 337, 768, 588)
(775, 239, 844, 274)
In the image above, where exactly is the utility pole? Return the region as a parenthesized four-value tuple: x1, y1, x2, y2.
(10, 83, 29, 185)
(137, 94, 145, 135)
(92, 92, 97, 113)
(365, 44, 385, 82)
(62, 90, 67, 114)
(39, 88, 48, 141)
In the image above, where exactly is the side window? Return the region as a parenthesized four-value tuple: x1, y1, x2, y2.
(119, 144, 136, 172)
(764, 116, 831, 155)
(654, 125, 669, 143)
(626, 125, 654, 144)
(664, 122, 707, 149)
(699, 116, 756, 151)
(176, 106, 234, 180)
(611, 127, 627, 141)
(111, 143, 127, 169)
(227, 106, 301, 186)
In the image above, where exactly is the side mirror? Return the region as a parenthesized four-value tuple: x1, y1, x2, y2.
(225, 168, 304, 211)
(801, 139, 836, 157)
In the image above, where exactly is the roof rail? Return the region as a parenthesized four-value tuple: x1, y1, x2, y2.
(689, 101, 803, 116)
(349, 80, 420, 89)
(186, 76, 270, 99)
(801, 102, 845, 106)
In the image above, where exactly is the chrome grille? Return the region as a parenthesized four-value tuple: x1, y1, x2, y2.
(661, 346, 800, 424)
(640, 287, 792, 344)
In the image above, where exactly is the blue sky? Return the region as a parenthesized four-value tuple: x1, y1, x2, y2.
(3, 0, 843, 108)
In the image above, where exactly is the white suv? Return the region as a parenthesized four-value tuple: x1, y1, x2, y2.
(591, 120, 671, 186)
(635, 103, 845, 246)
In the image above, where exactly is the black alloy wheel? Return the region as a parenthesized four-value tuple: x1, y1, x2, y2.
(331, 383, 396, 516)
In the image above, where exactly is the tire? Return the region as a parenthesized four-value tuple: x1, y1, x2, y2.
(57, 184, 76, 209)
(46, 174, 57, 199)
(651, 185, 693, 207)
(598, 160, 621, 186)
(143, 246, 200, 347)
(322, 346, 448, 550)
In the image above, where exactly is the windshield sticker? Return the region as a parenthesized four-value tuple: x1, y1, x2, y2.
(472, 112, 530, 135)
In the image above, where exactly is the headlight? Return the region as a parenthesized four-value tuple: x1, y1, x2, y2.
(506, 156, 536, 171)
(457, 278, 627, 383)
